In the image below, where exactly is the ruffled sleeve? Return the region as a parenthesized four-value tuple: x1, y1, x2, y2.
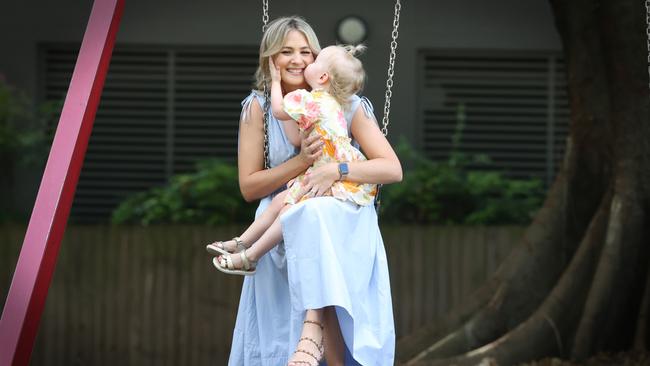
(283, 89, 320, 131)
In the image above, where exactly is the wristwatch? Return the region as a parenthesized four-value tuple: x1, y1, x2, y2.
(338, 162, 349, 180)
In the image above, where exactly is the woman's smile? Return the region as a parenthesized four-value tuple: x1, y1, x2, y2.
(286, 67, 304, 75)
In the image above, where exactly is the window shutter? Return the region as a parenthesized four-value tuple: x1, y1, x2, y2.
(418, 50, 569, 186)
(173, 48, 258, 173)
(42, 44, 258, 222)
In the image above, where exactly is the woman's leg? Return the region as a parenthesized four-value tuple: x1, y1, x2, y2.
(214, 191, 288, 251)
(323, 306, 345, 366)
(288, 309, 325, 366)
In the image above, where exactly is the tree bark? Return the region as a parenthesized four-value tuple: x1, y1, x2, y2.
(401, 0, 650, 364)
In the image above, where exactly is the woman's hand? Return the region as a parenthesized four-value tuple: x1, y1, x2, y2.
(298, 130, 323, 166)
(269, 57, 281, 84)
(301, 162, 339, 198)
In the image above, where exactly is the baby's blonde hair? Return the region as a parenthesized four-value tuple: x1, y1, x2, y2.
(254, 16, 321, 90)
(325, 44, 367, 108)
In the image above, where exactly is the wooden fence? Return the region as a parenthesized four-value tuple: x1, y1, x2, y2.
(0, 225, 523, 365)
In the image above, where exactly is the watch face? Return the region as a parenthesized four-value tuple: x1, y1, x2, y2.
(339, 163, 349, 176)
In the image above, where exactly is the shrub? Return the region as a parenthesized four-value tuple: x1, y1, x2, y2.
(379, 139, 544, 225)
(112, 144, 544, 226)
(0, 77, 60, 222)
(111, 159, 256, 225)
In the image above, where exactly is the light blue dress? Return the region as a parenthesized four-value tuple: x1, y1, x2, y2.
(228, 91, 395, 366)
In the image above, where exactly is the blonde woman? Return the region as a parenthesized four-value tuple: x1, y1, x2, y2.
(218, 16, 401, 366)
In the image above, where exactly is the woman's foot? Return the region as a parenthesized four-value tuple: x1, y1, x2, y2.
(213, 250, 257, 276)
(288, 320, 324, 366)
(206, 236, 246, 256)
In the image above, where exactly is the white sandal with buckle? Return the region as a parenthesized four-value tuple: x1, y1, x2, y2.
(213, 251, 257, 276)
(206, 236, 246, 256)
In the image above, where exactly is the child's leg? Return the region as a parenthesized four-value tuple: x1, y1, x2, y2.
(219, 203, 292, 267)
(243, 204, 293, 262)
(212, 190, 288, 251)
(238, 191, 288, 245)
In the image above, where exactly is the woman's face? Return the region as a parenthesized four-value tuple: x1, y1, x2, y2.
(273, 30, 315, 92)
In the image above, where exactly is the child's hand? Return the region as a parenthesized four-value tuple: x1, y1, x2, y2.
(269, 57, 281, 83)
(298, 130, 323, 165)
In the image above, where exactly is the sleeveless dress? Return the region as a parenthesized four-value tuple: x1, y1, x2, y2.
(228, 91, 395, 366)
(283, 89, 377, 206)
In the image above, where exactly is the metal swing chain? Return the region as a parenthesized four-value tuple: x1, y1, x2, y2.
(262, 0, 271, 169)
(381, 0, 401, 137)
(646, 0, 650, 92)
(375, 0, 402, 214)
(262, 0, 269, 33)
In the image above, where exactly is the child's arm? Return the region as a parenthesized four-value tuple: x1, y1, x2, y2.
(269, 57, 301, 147)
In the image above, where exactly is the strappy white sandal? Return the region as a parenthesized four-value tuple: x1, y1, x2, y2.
(206, 236, 246, 256)
(213, 251, 257, 276)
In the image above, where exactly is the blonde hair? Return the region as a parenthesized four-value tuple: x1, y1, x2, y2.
(254, 16, 321, 90)
(325, 44, 367, 108)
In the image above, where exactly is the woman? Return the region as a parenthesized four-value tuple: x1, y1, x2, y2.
(228, 16, 402, 366)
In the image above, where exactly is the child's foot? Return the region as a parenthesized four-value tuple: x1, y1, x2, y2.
(287, 320, 324, 366)
(206, 236, 246, 256)
(213, 250, 257, 276)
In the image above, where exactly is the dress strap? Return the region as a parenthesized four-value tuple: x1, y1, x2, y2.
(359, 96, 379, 125)
(240, 90, 264, 124)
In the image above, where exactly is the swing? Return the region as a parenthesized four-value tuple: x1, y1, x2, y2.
(259, 0, 402, 213)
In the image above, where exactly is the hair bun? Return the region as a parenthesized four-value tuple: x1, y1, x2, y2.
(342, 44, 367, 56)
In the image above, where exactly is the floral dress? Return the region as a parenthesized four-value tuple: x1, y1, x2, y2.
(283, 89, 377, 206)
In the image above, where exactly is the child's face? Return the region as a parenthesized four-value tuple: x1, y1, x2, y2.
(304, 46, 336, 89)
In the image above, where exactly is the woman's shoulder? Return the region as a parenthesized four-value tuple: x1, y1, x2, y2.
(240, 90, 264, 123)
(344, 94, 376, 124)
(242, 89, 264, 106)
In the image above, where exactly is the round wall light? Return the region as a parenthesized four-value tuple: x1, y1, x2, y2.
(336, 16, 368, 44)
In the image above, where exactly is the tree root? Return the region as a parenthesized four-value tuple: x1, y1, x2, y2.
(396, 277, 497, 363)
(408, 189, 612, 366)
(633, 254, 650, 351)
(572, 191, 646, 359)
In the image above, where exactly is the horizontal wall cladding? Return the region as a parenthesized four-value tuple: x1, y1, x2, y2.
(42, 44, 258, 222)
(419, 50, 569, 184)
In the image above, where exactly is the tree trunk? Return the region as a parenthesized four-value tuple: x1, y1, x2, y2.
(399, 0, 650, 364)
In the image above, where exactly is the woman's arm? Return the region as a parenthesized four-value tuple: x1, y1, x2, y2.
(346, 106, 403, 183)
(238, 97, 322, 202)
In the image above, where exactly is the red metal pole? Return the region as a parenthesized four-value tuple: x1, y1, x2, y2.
(0, 0, 124, 364)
